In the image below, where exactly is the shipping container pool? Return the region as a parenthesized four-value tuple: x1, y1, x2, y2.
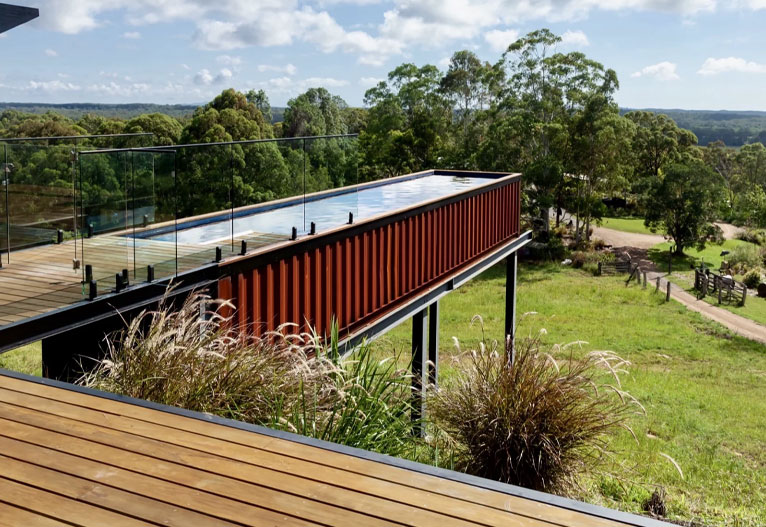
(138, 173, 496, 245)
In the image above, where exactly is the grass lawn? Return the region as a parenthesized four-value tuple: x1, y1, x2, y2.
(599, 217, 657, 235)
(0, 342, 41, 376)
(375, 262, 766, 526)
(3, 263, 765, 525)
(648, 239, 756, 272)
(649, 239, 766, 328)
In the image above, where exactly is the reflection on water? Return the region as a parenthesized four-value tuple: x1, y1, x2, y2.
(149, 175, 489, 245)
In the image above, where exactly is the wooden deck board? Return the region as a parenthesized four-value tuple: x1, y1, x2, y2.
(0, 230, 286, 327)
(0, 372, 662, 527)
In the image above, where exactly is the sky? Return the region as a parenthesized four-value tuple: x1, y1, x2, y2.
(2, 0, 766, 110)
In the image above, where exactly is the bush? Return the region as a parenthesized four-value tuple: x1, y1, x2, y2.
(592, 238, 607, 250)
(79, 292, 417, 457)
(429, 335, 643, 493)
(727, 244, 762, 274)
(737, 229, 766, 246)
(743, 269, 762, 289)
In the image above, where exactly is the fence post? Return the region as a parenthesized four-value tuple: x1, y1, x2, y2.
(656, 277, 660, 292)
(643, 271, 647, 288)
(741, 286, 747, 306)
(598, 262, 602, 276)
(718, 281, 722, 304)
(666, 281, 671, 302)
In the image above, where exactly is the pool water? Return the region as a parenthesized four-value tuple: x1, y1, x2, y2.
(149, 175, 491, 245)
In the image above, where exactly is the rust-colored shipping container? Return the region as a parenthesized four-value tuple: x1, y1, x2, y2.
(217, 170, 521, 340)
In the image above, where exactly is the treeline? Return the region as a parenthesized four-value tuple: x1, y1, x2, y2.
(622, 108, 766, 147)
(0, 102, 198, 120)
(4, 29, 766, 253)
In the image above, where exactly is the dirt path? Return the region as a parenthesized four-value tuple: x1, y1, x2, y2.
(716, 222, 743, 240)
(645, 272, 766, 345)
(593, 224, 766, 344)
(591, 225, 665, 249)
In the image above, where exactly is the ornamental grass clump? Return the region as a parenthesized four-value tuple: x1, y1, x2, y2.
(79, 292, 416, 457)
(429, 332, 644, 493)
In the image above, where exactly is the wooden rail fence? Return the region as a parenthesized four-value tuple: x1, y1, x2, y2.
(694, 268, 747, 306)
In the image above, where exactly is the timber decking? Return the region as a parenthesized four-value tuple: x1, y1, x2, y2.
(0, 232, 285, 327)
(0, 370, 667, 527)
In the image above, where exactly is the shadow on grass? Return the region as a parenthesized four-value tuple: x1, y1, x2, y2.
(472, 259, 566, 285)
(647, 246, 703, 272)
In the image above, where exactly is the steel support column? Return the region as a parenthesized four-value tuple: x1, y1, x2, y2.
(505, 252, 517, 363)
(411, 307, 428, 436)
(428, 301, 439, 387)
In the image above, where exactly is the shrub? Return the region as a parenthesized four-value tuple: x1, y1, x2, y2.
(727, 244, 762, 274)
(737, 229, 766, 246)
(592, 238, 607, 250)
(428, 335, 643, 493)
(743, 269, 762, 289)
(79, 292, 417, 457)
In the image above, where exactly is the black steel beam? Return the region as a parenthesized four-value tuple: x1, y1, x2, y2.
(506, 251, 518, 362)
(0, 3, 38, 34)
(411, 307, 427, 436)
(427, 301, 439, 387)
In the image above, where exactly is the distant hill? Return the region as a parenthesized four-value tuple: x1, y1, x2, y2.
(0, 102, 288, 123)
(621, 108, 766, 147)
(0, 102, 200, 119)
(3, 102, 765, 146)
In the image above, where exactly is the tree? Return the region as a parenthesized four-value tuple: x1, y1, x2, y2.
(625, 110, 697, 179)
(702, 140, 736, 215)
(246, 89, 273, 124)
(644, 159, 724, 255)
(124, 113, 183, 146)
(569, 95, 635, 241)
(283, 88, 348, 137)
(181, 88, 272, 144)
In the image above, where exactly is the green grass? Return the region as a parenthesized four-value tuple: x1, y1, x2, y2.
(648, 239, 756, 272)
(4, 265, 765, 525)
(0, 342, 41, 376)
(375, 263, 766, 526)
(598, 217, 657, 235)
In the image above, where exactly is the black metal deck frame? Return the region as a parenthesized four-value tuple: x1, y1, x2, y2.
(0, 3, 38, 34)
(0, 365, 672, 527)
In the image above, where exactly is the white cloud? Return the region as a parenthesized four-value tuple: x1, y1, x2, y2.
(87, 82, 151, 96)
(217, 54, 242, 66)
(631, 61, 680, 80)
(181, 63, 191, 70)
(560, 30, 589, 47)
(44, 48, 58, 57)
(29, 0, 766, 69)
(122, 31, 141, 39)
(302, 76, 348, 87)
(28, 79, 80, 91)
(359, 76, 383, 87)
(194, 67, 234, 85)
(697, 56, 766, 75)
(484, 29, 519, 53)
(258, 63, 297, 75)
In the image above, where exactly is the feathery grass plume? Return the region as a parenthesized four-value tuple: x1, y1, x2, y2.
(428, 333, 643, 493)
(79, 292, 417, 457)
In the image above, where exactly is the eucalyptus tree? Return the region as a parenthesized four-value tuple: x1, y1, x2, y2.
(360, 63, 451, 179)
(283, 87, 349, 138)
(644, 159, 723, 255)
(495, 29, 624, 235)
(624, 111, 697, 211)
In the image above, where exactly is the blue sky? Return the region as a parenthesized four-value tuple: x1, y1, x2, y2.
(2, 1, 766, 110)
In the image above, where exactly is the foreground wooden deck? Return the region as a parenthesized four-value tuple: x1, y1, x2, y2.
(0, 232, 285, 327)
(0, 370, 668, 527)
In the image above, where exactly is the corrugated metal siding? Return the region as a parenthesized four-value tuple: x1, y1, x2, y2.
(218, 179, 520, 338)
